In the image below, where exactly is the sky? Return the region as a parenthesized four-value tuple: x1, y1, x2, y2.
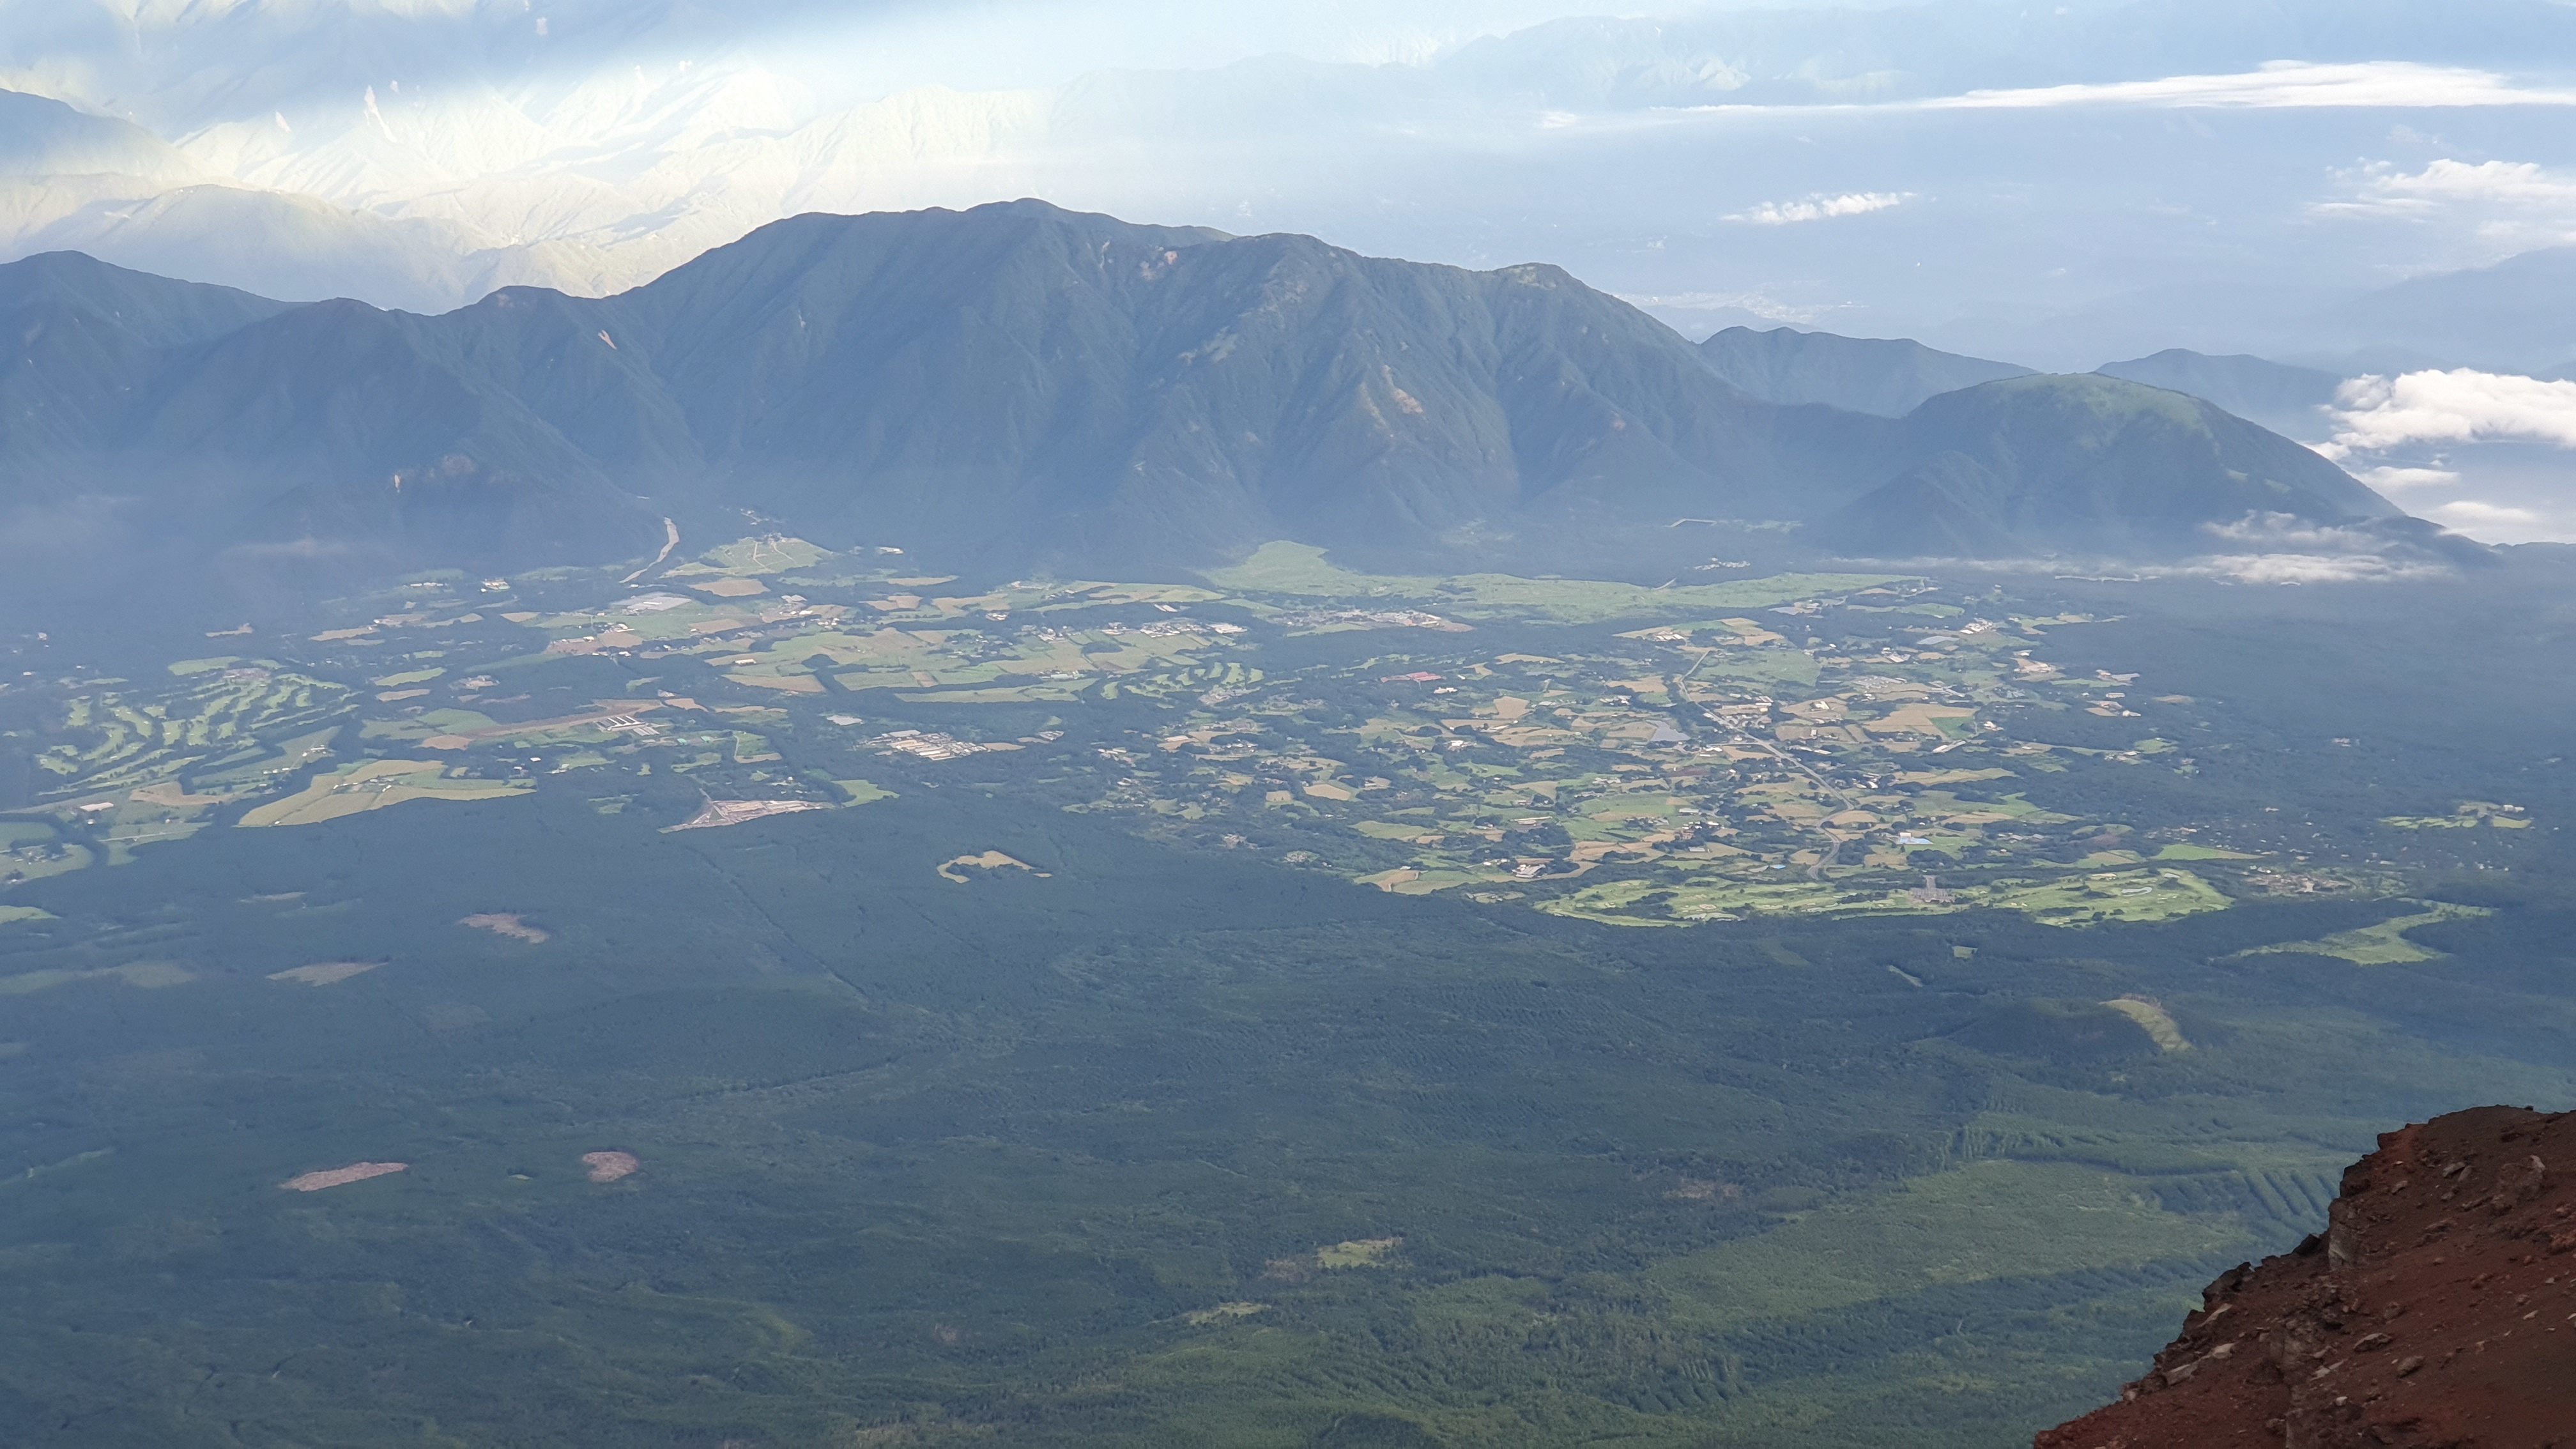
(1, 0, 2573, 540)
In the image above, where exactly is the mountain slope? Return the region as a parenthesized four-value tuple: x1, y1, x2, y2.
(1697, 325, 2033, 417)
(0, 254, 295, 461)
(2037, 1105, 2576, 1448)
(0, 253, 657, 583)
(0, 249, 290, 346)
(1826, 374, 2394, 558)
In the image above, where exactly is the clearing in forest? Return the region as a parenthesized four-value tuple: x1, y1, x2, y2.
(938, 851, 1043, 883)
(582, 1151, 641, 1183)
(280, 1162, 407, 1192)
(268, 962, 382, 986)
(459, 914, 550, 943)
(238, 761, 529, 828)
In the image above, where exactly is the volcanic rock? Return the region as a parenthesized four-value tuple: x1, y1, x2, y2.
(2037, 1105, 2576, 1448)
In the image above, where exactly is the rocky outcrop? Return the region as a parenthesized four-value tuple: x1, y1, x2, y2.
(2037, 1106, 2576, 1449)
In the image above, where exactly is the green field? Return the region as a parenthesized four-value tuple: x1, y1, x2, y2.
(1206, 541, 1900, 622)
(236, 760, 531, 827)
(1988, 868, 2231, 926)
(2241, 900, 2493, 965)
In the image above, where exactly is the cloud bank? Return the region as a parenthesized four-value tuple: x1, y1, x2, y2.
(2425, 498, 2545, 529)
(1647, 62, 2576, 124)
(2319, 157, 2576, 252)
(2349, 464, 2463, 491)
(2326, 369, 2576, 454)
(1920, 61, 2576, 112)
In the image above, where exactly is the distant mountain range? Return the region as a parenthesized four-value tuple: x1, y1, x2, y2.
(2094, 350, 2344, 437)
(1696, 327, 2032, 418)
(2325, 247, 2576, 375)
(0, 201, 2407, 592)
(1699, 330, 2350, 441)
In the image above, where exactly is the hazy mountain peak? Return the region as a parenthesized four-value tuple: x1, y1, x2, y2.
(0, 87, 198, 183)
(1698, 325, 2034, 417)
(2094, 348, 2343, 434)
(0, 245, 289, 344)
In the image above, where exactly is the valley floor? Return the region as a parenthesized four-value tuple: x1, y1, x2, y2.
(1, 537, 2571, 1446)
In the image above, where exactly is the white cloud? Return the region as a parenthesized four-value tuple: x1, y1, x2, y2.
(2165, 514, 2461, 581)
(1728, 191, 1908, 226)
(2362, 158, 2576, 209)
(1936, 549, 2454, 584)
(1582, 63, 2576, 154)
(2316, 158, 2576, 250)
(2428, 499, 2543, 526)
(1628, 63, 2576, 128)
(2182, 551, 2453, 585)
(2421, 498, 2576, 544)
(2201, 513, 2405, 553)
(2349, 464, 2462, 490)
(1919, 62, 2576, 112)
(2325, 370, 2576, 455)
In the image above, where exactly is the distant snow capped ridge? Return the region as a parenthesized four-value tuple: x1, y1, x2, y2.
(0, 201, 2440, 608)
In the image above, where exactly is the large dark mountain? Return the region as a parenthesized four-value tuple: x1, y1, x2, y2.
(566, 204, 1818, 564)
(0, 201, 2402, 588)
(1697, 325, 2032, 417)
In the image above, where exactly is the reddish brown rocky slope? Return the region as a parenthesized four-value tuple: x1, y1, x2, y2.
(2037, 1106, 2576, 1449)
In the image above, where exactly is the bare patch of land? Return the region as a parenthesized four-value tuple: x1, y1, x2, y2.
(937, 851, 1044, 883)
(422, 702, 666, 751)
(583, 1151, 641, 1183)
(663, 799, 832, 832)
(2101, 996, 2192, 1053)
(280, 1161, 407, 1192)
(459, 913, 550, 944)
(268, 962, 381, 986)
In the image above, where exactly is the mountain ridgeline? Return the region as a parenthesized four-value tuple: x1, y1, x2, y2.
(0, 200, 2401, 589)
(1696, 325, 2034, 417)
(2094, 349, 2345, 436)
